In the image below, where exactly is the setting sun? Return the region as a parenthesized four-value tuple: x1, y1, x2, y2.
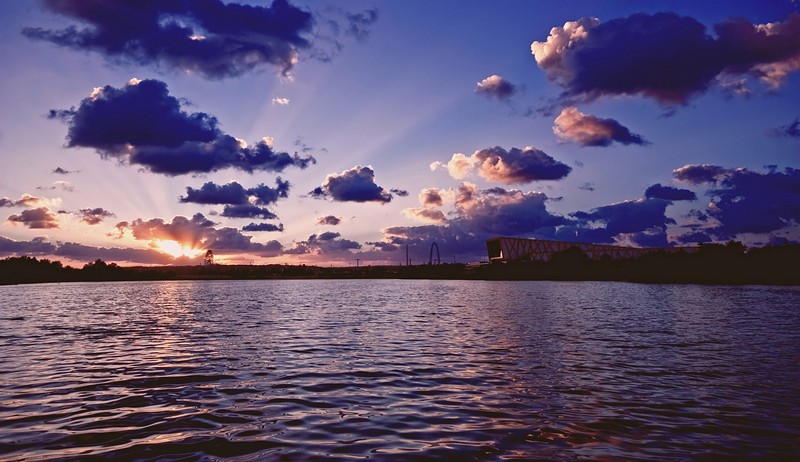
(155, 240, 204, 258)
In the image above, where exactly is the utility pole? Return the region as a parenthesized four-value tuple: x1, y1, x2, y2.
(406, 244, 409, 266)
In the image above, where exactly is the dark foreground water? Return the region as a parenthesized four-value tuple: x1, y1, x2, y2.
(1, 280, 799, 461)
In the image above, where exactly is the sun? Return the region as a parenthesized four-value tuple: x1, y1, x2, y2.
(156, 240, 205, 258)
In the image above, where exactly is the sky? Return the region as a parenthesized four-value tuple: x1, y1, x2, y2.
(1, 0, 799, 267)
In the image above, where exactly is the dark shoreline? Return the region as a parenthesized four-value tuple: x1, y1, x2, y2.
(3, 242, 800, 286)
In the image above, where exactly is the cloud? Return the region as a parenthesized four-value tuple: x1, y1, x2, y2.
(532, 12, 800, 105)
(402, 187, 452, 223)
(557, 198, 676, 247)
(316, 215, 341, 226)
(553, 107, 648, 147)
(121, 213, 282, 256)
(309, 165, 397, 203)
(343, 8, 379, 41)
(673, 164, 730, 184)
(0, 234, 193, 265)
(682, 166, 800, 238)
(578, 182, 595, 192)
(23, 0, 317, 78)
(7, 207, 60, 229)
(644, 184, 697, 201)
(443, 146, 571, 184)
(49, 79, 314, 176)
(368, 183, 566, 259)
(36, 181, 74, 192)
(77, 207, 115, 225)
(0, 193, 60, 208)
(475, 74, 518, 100)
(284, 232, 361, 255)
(242, 222, 284, 232)
(0, 236, 57, 256)
(403, 208, 447, 223)
(772, 117, 800, 137)
(272, 97, 290, 106)
(53, 167, 78, 175)
(180, 179, 290, 206)
(419, 188, 445, 207)
(55, 242, 187, 265)
(444, 153, 474, 179)
(390, 188, 409, 197)
(455, 183, 566, 234)
(221, 204, 278, 219)
(674, 230, 713, 245)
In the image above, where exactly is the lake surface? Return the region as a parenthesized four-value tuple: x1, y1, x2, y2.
(1, 280, 799, 461)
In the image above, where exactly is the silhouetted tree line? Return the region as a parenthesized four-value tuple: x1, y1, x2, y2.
(1, 241, 798, 285)
(481, 241, 800, 285)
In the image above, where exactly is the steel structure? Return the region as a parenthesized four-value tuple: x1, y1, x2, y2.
(486, 237, 698, 263)
(204, 250, 214, 266)
(429, 242, 440, 265)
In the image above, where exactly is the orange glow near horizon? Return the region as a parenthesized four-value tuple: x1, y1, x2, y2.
(155, 240, 205, 259)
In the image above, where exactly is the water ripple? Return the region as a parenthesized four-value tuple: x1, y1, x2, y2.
(1, 280, 799, 461)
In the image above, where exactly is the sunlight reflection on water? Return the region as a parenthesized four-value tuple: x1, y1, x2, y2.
(1, 280, 799, 461)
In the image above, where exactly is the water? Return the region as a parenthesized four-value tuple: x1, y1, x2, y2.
(1, 280, 799, 461)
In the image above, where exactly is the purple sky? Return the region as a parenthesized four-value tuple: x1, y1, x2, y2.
(1, 0, 799, 266)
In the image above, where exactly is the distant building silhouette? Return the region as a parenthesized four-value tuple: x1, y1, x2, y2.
(486, 236, 699, 263)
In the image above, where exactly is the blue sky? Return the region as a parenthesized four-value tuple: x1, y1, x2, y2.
(1, 0, 799, 266)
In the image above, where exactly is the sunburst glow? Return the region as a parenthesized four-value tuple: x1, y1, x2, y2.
(156, 240, 205, 258)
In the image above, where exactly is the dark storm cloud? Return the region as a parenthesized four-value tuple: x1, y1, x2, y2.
(49, 79, 314, 175)
(23, 0, 314, 78)
(283, 232, 361, 255)
(316, 215, 341, 226)
(554, 107, 648, 147)
(644, 184, 697, 201)
(77, 207, 115, 225)
(475, 75, 518, 100)
(532, 12, 800, 105)
(7, 207, 60, 229)
(221, 204, 278, 220)
(309, 165, 396, 203)
(0, 236, 57, 256)
(772, 117, 800, 137)
(242, 222, 284, 232)
(180, 179, 290, 205)
(123, 213, 282, 256)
